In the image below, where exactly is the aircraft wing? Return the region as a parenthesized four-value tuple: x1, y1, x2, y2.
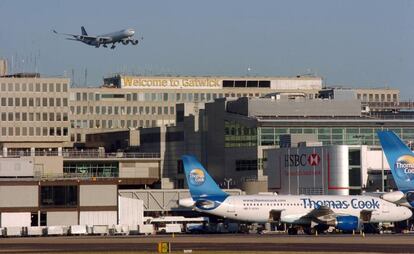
(52, 30, 97, 40)
(305, 206, 375, 223)
(305, 205, 337, 222)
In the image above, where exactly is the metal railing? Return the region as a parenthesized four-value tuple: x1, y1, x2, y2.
(63, 151, 160, 159)
(3, 150, 160, 159)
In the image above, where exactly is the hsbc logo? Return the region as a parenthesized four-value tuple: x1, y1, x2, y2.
(308, 153, 320, 166)
(284, 153, 321, 167)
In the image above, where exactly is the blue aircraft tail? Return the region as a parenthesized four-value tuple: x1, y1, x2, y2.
(81, 26, 88, 36)
(377, 131, 414, 192)
(181, 155, 228, 204)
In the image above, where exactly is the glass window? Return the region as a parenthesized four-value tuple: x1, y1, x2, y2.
(40, 186, 78, 207)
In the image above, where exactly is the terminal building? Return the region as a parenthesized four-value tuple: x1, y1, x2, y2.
(70, 74, 323, 144)
(0, 72, 412, 227)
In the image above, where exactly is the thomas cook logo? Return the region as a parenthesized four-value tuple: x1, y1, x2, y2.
(395, 155, 414, 181)
(307, 153, 321, 166)
(189, 168, 205, 186)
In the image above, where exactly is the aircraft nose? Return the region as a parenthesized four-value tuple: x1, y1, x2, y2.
(129, 29, 135, 36)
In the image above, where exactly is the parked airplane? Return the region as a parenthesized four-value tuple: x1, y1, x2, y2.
(378, 130, 414, 208)
(53, 26, 139, 49)
(178, 155, 411, 235)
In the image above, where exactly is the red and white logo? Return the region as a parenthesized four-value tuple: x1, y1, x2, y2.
(307, 153, 320, 166)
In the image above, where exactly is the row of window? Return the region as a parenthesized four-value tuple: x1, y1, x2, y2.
(0, 83, 68, 93)
(243, 202, 302, 207)
(0, 97, 68, 107)
(235, 160, 258, 171)
(223, 80, 271, 88)
(357, 93, 398, 102)
(0, 126, 68, 137)
(70, 106, 175, 116)
(73, 92, 263, 102)
(71, 119, 163, 129)
(1, 112, 68, 122)
(258, 127, 414, 146)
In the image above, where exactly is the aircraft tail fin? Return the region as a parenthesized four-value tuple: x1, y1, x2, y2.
(81, 26, 88, 36)
(181, 155, 228, 201)
(377, 131, 414, 192)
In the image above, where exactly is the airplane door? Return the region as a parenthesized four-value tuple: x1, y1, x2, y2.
(226, 199, 236, 213)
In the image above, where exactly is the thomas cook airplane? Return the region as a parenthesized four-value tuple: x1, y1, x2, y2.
(378, 130, 414, 208)
(178, 155, 411, 235)
(52, 26, 140, 49)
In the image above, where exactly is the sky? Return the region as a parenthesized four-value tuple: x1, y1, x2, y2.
(0, 0, 413, 98)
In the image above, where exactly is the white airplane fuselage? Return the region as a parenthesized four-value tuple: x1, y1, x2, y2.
(193, 194, 411, 224)
(82, 29, 135, 46)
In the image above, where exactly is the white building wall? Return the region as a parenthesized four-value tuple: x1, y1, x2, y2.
(0, 186, 38, 207)
(118, 197, 143, 228)
(0, 157, 34, 177)
(47, 211, 78, 226)
(1, 212, 31, 227)
(79, 211, 117, 226)
(80, 185, 117, 207)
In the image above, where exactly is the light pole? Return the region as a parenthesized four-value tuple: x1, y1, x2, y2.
(224, 178, 233, 189)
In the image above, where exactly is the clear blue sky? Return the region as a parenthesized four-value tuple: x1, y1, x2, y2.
(0, 0, 413, 98)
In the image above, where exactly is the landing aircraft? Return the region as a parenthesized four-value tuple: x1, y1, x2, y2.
(378, 131, 414, 208)
(178, 155, 411, 235)
(52, 26, 140, 49)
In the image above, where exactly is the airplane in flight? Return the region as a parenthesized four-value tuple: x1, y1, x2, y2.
(178, 155, 411, 235)
(378, 130, 414, 208)
(52, 26, 140, 49)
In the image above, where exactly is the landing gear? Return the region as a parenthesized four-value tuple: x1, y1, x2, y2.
(304, 227, 317, 235)
(287, 227, 298, 235)
(304, 225, 328, 235)
(110, 43, 116, 49)
(103, 44, 107, 48)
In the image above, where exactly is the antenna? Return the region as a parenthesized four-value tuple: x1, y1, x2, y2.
(71, 69, 75, 87)
(84, 68, 87, 87)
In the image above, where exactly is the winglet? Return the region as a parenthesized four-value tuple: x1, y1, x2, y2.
(181, 155, 228, 201)
(377, 131, 414, 192)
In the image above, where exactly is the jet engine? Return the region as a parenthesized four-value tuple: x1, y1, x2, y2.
(178, 198, 195, 208)
(406, 191, 414, 203)
(380, 191, 405, 203)
(122, 39, 130, 45)
(335, 215, 361, 232)
(131, 39, 139, 45)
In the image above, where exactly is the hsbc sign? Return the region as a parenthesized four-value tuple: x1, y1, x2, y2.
(308, 153, 321, 166)
(285, 152, 321, 167)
